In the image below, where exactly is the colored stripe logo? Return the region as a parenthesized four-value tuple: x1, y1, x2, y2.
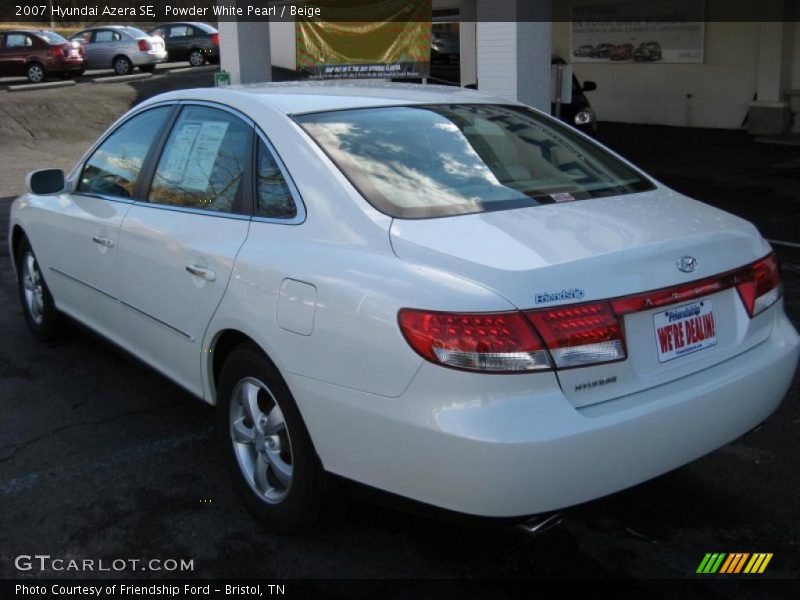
(697, 553, 773, 574)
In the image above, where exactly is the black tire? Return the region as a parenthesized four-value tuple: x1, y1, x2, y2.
(112, 55, 133, 76)
(216, 343, 321, 533)
(188, 49, 206, 67)
(15, 237, 63, 342)
(139, 64, 156, 73)
(25, 62, 45, 83)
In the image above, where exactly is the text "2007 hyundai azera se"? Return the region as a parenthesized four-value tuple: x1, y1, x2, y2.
(9, 83, 799, 532)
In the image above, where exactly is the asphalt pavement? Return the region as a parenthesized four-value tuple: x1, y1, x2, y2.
(0, 92, 798, 584)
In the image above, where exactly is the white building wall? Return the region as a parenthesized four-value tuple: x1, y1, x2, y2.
(269, 21, 296, 71)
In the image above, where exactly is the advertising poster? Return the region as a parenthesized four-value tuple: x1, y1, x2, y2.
(571, 0, 705, 64)
(296, 0, 432, 79)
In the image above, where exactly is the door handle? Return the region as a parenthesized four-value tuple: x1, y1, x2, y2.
(185, 264, 217, 282)
(92, 235, 114, 248)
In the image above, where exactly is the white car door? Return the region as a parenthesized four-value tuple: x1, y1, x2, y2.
(45, 105, 175, 341)
(116, 103, 253, 396)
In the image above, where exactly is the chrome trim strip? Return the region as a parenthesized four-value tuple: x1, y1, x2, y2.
(251, 128, 307, 226)
(49, 267, 117, 301)
(129, 202, 252, 220)
(120, 300, 195, 341)
(73, 192, 135, 205)
(50, 267, 193, 341)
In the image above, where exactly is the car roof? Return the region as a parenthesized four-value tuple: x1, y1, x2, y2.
(150, 22, 217, 31)
(146, 81, 521, 116)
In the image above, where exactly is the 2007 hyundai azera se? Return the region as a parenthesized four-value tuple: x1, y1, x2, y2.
(9, 83, 799, 531)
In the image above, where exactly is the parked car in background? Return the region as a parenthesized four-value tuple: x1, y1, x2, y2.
(0, 30, 85, 82)
(13, 83, 796, 533)
(609, 43, 634, 61)
(430, 30, 459, 64)
(70, 26, 166, 75)
(552, 56, 598, 135)
(591, 43, 615, 59)
(634, 41, 663, 62)
(147, 22, 219, 67)
(573, 44, 594, 58)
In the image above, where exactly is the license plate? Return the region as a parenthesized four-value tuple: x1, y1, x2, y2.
(69, 49, 80, 57)
(653, 300, 717, 363)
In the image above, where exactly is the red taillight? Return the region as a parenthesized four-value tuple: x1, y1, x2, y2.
(398, 309, 551, 372)
(400, 253, 781, 373)
(51, 45, 63, 59)
(138, 39, 150, 52)
(525, 302, 626, 369)
(211, 33, 220, 45)
(736, 253, 782, 316)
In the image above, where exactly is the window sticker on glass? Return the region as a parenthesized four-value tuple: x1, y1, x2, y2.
(182, 121, 229, 190)
(162, 122, 200, 181)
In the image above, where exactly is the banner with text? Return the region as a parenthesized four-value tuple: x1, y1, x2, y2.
(571, 0, 705, 64)
(296, 0, 431, 79)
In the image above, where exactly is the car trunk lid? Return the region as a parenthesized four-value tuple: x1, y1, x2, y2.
(389, 190, 775, 407)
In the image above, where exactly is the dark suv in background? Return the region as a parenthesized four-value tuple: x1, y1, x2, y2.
(147, 22, 219, 67)
(0, 30, 85, 82)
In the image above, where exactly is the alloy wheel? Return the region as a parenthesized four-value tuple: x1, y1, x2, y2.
(189, 51, 205, 67)
(229, 377, 294, 504)
(22, 252, 45, 325)
(115, 58, 131, 75)
(27, 65, 44, 83)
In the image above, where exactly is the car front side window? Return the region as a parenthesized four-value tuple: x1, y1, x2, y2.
(77, 106, 172, 199)
(256, 138, 297, 220)
(148, 105, 252, 214)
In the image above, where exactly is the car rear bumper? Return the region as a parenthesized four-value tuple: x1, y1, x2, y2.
(288, 307, 799, 517)
(131, 50, 167, 66)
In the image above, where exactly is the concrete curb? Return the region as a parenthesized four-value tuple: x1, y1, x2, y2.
(91, 73, 153, 84)
(164, 65, 220, 75)
(7, 80, 77, 92)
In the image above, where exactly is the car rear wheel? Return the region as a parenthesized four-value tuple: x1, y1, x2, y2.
(113, 56, 132, 75)
(16, 238, 63, 341)
(188, 49, 205, 67)
(25, 62, 45, 83)
(217, 344, 321, 533)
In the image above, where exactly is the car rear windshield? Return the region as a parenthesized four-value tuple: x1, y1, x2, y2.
(36, 31, 67, 44)
(121, 26, 148, 38)
(295, 104, 654, 219)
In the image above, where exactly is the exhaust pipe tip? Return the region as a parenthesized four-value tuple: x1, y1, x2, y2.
(517, 512, 564, 536)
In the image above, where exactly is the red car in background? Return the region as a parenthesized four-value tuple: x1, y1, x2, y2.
(0, 30, 85, 83)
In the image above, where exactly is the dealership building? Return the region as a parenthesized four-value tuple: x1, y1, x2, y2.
(218, 0, 800, 133)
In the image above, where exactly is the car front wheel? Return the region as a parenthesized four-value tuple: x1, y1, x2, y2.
(217, 344, 321, 533)
(16, 238, 63, 341)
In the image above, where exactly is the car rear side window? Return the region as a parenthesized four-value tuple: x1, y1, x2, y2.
(170, 26, 193, 38)
(296, 104, 654, 219)
(6, 34, 32, 48)
(78, 106, 172, 200)
(94, 30, 121, 43)
(148, 105, 252, 214)
(256, 138, 297, 220)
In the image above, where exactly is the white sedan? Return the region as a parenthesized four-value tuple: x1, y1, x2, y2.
(8, 83, 799, 532)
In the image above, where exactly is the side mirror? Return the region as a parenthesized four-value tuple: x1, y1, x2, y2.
(582, 81, 597, 92)
(26, 169, 65, 195)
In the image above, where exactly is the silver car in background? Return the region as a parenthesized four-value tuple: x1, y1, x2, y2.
(69, 26, 166, 75)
